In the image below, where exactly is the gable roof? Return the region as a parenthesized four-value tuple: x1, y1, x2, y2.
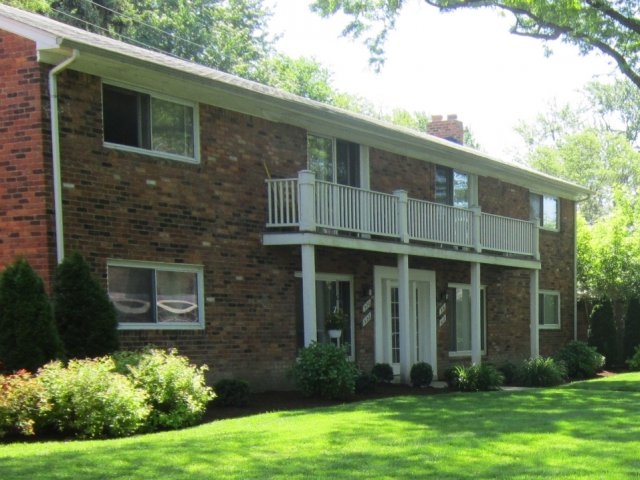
(0, 4, 590, 201)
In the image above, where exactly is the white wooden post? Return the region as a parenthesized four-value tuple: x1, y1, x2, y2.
(472, 206, 482, 253)
(398, 253, 411, 383)
(394, 189, 409, 243)
(470, 262, 482, 365)
(530, 269, 540, 358)
(301, 244, 317, 346)
(298, 170, 316, 232)
(532, 218, 540, 260)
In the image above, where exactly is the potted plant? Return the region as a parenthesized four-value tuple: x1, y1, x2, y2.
(325, 307, 345, 339)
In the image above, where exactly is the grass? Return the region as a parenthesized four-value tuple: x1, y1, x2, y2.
(2, 373, 640, 479)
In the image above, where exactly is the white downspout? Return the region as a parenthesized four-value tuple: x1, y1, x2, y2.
(49, 49, 79, 263)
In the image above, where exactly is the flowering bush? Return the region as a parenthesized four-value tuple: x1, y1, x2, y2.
(38, 357, 150, 438)
(0, 370, 45, 438)
(118, 348, 215, 430)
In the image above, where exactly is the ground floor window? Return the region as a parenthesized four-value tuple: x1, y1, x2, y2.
(107, 259, 204, 330)
(539, 290, 560, 329)
(296, 273, 354, 356)
(448, 284, 486, 356)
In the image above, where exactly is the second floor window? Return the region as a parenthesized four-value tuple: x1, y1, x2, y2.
(530, 193, 559, 230)
(307, 134, 360, 187)
(103, 83, 198, 162)
(435, 166, 468, 208)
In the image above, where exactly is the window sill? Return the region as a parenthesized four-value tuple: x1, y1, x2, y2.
(104, 142, 200, 164)
(118, 323, 204, 331)
(538, 324, 561, 330)
(448, 350, 486, 358)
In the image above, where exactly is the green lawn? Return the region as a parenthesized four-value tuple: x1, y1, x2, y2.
(2, 373, 640, 480)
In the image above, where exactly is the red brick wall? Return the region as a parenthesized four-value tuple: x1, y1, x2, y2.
(0, 31, 55, 286)
(0, 51, 578, 386)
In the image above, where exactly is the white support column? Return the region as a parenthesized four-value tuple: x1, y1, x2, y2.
(398, 253, 411, 383)
(470, 262, 482, 365)
(530, 269, 540, 358)
(394, 189, 409, 243)
(298, 170, 316, 232)
(301, 244, 317, 347)
(472, 206, 482, 253)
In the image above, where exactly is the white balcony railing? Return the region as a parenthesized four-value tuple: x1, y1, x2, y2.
(266, 171, 539, 259)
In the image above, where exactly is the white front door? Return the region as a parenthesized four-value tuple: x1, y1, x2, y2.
(375, 267, 437, 378)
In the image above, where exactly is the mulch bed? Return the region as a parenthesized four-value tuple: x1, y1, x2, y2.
(204, 382, 452, 422)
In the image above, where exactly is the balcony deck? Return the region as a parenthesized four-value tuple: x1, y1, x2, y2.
(264, 172, 540, 268)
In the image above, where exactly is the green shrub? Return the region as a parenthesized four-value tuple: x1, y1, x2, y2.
(214, 379, 250, 407)
(122, 348, 215, 430)
(354, 370, 377, 394)
(371, 363, 394, 383)
(588, 300, 618, 367)
(38, 357, 150, 438)
(0, 258, 64, 372)
(498, 361, 518, 386)
(410, 362, 433, 387)
(52, 252, 119, 359)
(555, 340, 605, 380)
(626, 346, 640, 371)
(444, 366, 460, 389)
(624, 298, 640, 362)
(290, 342, 359, 400)
(454, 364, 504, 392)
(516, 357, 566, 387)
(0, 370, 45, 438)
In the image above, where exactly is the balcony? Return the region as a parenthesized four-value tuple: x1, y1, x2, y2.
(265, 171, 540, 262)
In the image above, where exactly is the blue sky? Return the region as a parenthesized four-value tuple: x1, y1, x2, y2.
(270, 0, 616, 159)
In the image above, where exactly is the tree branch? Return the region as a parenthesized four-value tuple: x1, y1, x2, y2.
(585, 0, 640, 35)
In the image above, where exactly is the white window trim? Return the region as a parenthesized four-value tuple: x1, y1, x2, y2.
(108, 259, 205, 331)
(448, 283, 487, 358)
(530, 192, 560, 232)
(102, 80, 201, 164)
(295, 271, 355, 358)
(539, 289, 561, 330)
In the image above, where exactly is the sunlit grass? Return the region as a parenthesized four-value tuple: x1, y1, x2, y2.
(2, 373, 640, 479)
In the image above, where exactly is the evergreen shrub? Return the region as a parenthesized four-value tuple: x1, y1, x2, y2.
(52, 252, 119, 359)
(453, 364, 504, 392)
(555, 340, 605, 380)
(0, 258, 63, 372)
(624, 298, 640, 362)
(214, 378, 250, 407)
(371, 363, 394, 383)
(588, 300, 618, 367)
(410, 362, 433, 387)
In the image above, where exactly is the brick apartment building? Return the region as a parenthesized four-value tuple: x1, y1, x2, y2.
(0, 5, 590, 388)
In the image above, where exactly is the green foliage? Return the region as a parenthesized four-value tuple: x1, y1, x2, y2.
(311, 0, 640, 90)
(555, 340, 605, 380)
(410, 362, 433, 387)
(0, 370, 45, 438)
(588, 300, 619, 367)
(213, 379, 250, 407)
(0, 258, 63, 372)
(52, 252, 119, 359)
(354, 370, 377, 394)
(498, 361, 518, 386)
(371, 363, 394, 383)
(515, 357, 566, 387)
(290, 342, 359, 400)
(443, 366, 459, 389)
(118, 348, 215, 430)
(626, 346, 640, 371)
(624, 297, 640, 361)
(38, 357, 150, 438)
(452, 364, 504, 392)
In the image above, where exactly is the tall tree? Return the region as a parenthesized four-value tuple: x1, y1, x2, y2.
(311, 0, 640, 89)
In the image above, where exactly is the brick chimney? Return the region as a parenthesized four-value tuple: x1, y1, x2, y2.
(427, 114, 464, 145)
